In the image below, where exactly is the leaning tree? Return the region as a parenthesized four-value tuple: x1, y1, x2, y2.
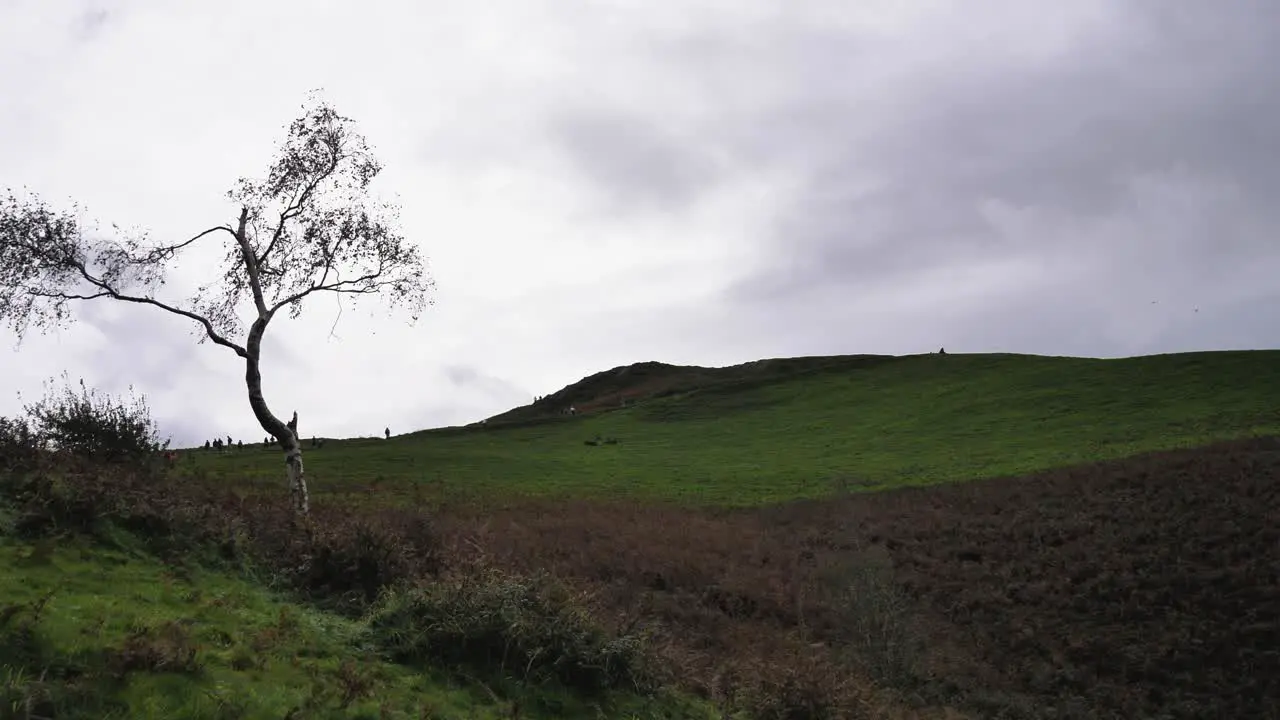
(0, 93, 433, 516)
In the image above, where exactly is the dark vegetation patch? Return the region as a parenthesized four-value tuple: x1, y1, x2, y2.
(369, 568, 657, 696)
(430, 437, 1280, 719)
(757, 436, 1280, 718)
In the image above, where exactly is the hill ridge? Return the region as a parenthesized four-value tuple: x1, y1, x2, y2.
(484, 353, 904, 426)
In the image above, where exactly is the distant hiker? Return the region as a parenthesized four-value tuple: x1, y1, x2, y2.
(384, 427, 390, 440)
(203, 440, 211, 451)
(237, 439, 243, 449)
(226, 435, 233, 448)
(939, 347, 946, 355)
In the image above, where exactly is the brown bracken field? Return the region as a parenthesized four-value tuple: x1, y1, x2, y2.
(402, 436, 1276, 719)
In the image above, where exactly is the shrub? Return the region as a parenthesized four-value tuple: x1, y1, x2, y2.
(21, 373, 168, 464)
(738, 662, 843, 720)
(816, 545, 924, 688)
(253, 507, 441, 616)
(0, 444, 221, 558)
(104, 620, 202, 676)
(0, 416, 34, 536)
(368, 569, 655, 696)
(0, 415, 40, 470)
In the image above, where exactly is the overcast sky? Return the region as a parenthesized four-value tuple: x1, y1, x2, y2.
(1, 0, 1277, 447)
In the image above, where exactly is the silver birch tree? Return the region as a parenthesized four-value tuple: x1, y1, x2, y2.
(0, 92, 433, 516)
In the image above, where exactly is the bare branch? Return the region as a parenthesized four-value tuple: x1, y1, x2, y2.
(37, 284, 248, 357)
(327, 288, 345, 342)
(68, 252, 247, 356)
(144, 225, 236, 263)
(257, 149, 342, 267)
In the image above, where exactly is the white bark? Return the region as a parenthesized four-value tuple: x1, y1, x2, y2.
(285, 440, 309, 515)
(244, 311, 310, 516)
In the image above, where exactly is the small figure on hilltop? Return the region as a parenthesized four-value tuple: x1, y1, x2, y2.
(384, 427, 390, 440)
(939, 347, 946, 355)
(203, 439, 211, 451)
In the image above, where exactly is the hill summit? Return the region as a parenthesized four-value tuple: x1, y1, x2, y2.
(484, 353, 906, 425)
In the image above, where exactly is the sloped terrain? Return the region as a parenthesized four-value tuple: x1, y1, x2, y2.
(0, 456, 721, 720)
(162, 349, 1280, 716)
(210, 350, 1280, 505)
(760, 436, 1280, 717)
(483, 354, 903, 425)
(435, 437, 1280, 718)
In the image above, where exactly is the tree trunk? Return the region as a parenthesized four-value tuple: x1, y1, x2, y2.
(284, 433, 309, 516)
(244, 318, 309, 516)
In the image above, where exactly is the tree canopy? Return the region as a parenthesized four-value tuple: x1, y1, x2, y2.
(0, 93, 433, 356)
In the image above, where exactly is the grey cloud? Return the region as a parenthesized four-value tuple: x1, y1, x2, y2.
(547, 107, 722, 215)
(442, 364, 478, 385)
(701, 1, 1280, 356)
(45, 302, 202, 398)
(71, 8, 112, 41)
(442, 364, 527, 400)
(859, 2, 1280, 217)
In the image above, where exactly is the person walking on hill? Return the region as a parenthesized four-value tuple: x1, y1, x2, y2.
(384, 427, 390, 440)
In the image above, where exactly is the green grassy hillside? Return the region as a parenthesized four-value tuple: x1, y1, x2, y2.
(0, 511, 716, 719)
(485, 354, 902, 424)
(196, 350, 1280, 506)
(1, 535, 497, 719)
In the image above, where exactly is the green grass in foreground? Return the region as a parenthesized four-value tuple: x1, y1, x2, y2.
(194, 350, 1280, 506)
(0, 534, 716, 719)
